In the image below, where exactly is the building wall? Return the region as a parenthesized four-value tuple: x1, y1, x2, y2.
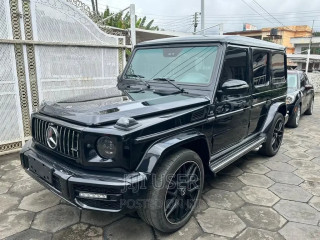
(225, 25, 312, 54)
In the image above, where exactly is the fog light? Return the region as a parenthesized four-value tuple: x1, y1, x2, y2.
(79, 192, 108, 199)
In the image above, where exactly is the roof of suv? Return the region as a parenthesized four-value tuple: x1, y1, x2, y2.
(137, 35, 285, 51)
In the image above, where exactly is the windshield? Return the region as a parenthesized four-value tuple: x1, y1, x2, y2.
(287, 73, 298, 93)
(124, 46, 218, 85)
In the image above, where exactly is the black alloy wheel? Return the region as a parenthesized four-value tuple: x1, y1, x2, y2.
(271, 118, 284, 152)
(164, 161, 201, 224)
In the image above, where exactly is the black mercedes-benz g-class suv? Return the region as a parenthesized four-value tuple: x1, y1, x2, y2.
(20, 35, 287, 232)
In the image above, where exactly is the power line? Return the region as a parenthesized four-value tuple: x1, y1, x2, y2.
(251, 0, 291, 30)
(240, 0, 275, 26)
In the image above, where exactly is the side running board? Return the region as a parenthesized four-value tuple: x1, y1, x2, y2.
(209, 136, 266, 174)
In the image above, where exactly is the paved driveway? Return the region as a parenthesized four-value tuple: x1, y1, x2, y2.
(1, 96, 320, 240)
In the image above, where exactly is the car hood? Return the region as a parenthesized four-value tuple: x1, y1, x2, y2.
(39, 90, 210, 126)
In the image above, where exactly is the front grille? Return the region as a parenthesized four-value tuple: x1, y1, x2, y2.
(32, 117, 80, 159)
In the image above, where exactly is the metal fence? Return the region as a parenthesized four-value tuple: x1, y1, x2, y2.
(0, 0, 126, 154)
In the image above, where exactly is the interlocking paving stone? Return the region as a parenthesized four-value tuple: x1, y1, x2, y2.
(81, 210, 124, 227)
(208, 175, 245, 192)
(312, 157, 320, 166)
(284, 150, 314, 160)
(1, 168, 31, 183)
(220, 165, 244, 177)
(0, 160, 20, 171)
(104, 217, 154, 240)
(194, 198, 209, 214)
(0, 181, 12, 194)
(155, 217, 202, 240)
(196, 208, 246, 238)
(295, 170, 320, 182)
(32, 205, 80, 233)
(53, 223, 103, 240)
(5, 229, 52, 240)
(269, 183, 312, 202)
(300, 180, 320, 196)
(237, 186, 279, 206)
(0, 210, 34, 239)
(309, 196, 320, 211)
(306, 148, 320, 158)
(237, 162, 270, 174)
(266, 171, 303, 185)
(196, 234, 228, 240)
(273, 200, 320, 225)
(8, 179, 44, 197)
(238, 173, 275, 188)
(0, 194, 20, 214)
(236, 205, 286, 231)
(266, 153, 292, 163)
(202, 189, 244, 210)
(235, 228, 285, 240)
(279, 222, 320, 240)
(263, 161, 297, 173)
(19, 190, 60, 212)
(288, 160, 320, 170)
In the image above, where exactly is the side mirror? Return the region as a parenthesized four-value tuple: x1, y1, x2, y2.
(221, 79, 249, 95)
(305, 84, 313, 91)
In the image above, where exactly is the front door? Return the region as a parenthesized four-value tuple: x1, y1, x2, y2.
(212, 46, 251, 153)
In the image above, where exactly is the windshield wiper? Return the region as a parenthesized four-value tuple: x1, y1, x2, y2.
(152, 78, 185, 93)
(125, 74, 151, 89)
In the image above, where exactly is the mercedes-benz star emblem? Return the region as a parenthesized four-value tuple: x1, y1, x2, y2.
(46, 126, 58, 149)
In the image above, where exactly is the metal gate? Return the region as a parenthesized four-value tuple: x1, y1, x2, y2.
(0, 0, 126, 154)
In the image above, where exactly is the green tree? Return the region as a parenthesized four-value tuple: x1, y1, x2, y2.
(101, 7, 159, 30)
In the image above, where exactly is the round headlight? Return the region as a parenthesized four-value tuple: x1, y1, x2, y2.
(96, 137, 116, 159)
(286, 96, 294, 104)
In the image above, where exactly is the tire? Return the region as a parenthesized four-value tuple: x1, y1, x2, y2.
(137, 149, 204, 233)
(286, 105, 301, 128)
(305, 98, 314, 115)
(259, 112, 284, 157)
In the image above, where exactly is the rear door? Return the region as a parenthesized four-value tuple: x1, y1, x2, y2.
(248, 49, 271, 135)
(212, 46, 251, 153)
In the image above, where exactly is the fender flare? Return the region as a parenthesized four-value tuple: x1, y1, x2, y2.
(261, 102, 286, 134)
(135, 130, 209, 173)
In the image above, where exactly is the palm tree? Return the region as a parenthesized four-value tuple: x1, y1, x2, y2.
(101, 7, 159, 30)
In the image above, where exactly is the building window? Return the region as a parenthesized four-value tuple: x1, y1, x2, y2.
(301, 46, 320, 54)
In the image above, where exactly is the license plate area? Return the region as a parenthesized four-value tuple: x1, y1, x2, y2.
(29, 157, 53, 184)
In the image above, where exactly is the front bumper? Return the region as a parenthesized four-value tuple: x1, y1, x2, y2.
(20, 140, 147, 212)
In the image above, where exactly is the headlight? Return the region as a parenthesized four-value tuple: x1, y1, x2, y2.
(286, 96, 294, 104)
(96, 136, 116, 159)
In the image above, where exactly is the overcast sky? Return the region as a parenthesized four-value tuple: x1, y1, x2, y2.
(82, 0, 320, 33)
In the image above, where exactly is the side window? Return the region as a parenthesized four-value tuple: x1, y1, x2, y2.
(217, 47, 249, 101)
(253, 50, 269, 88)
(220, 47, 248, 84)
(271, 53, 286, 85)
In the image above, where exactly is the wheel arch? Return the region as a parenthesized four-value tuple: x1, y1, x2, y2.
(261, 102, 286, 134)
(135, 131, 210, 174)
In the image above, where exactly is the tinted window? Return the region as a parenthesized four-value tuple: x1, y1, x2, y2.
(253, 50, 269, 87)
(125, 46, 218, 84)
(271, 53, 286, 84)
(220, 47, 248, 84)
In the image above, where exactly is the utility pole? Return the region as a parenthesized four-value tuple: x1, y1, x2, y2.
(201, 0, 205, 34)
(306, 20, 315, 73)
(130, 4, 136, 49)
(91, 0, 96, 13)
(95, 0, 99, 14)
(193, 12, 200, 33)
